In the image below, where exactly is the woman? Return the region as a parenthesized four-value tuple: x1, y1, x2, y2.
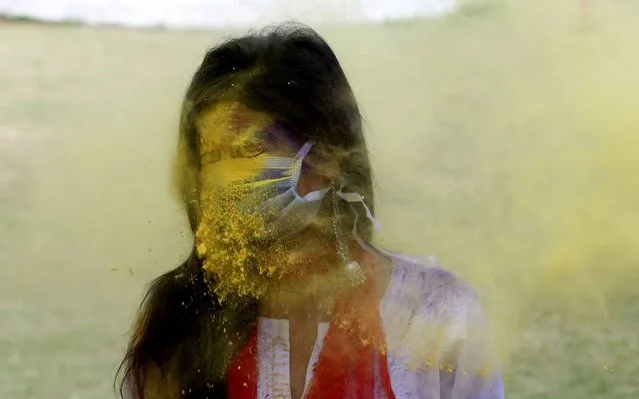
(118, 24, 505, 399)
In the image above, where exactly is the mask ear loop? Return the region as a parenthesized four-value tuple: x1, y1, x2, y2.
(331, 181, 367, 285)
(335, 185, 381, 245)
(334, 185, 397, 272)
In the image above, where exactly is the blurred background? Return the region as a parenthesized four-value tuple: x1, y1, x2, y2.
(1, 0, 638, 398)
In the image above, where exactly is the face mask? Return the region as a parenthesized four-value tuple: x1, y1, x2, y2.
(255, 142, 331, 237)
(199, 141, 330, 238)
(241, 141, 381, 240)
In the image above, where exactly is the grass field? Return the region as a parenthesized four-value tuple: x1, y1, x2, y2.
(1, 2, 638, 398)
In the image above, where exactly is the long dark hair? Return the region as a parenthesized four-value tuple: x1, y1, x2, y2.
(117, 23, 374, 399)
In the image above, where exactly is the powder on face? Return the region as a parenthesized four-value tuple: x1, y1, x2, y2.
(194, 102, 335, 303)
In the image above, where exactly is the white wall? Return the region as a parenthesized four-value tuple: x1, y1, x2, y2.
(0, 0, 457, 28)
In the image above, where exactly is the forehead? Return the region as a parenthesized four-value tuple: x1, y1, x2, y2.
(197, 101, 301, 156)
(198, 101, 271, 148)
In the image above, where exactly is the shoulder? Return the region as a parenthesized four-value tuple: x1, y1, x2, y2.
(379, 251, 487, 367)
(382, 252, 481, 321)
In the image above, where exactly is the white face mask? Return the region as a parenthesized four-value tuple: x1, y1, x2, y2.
(203, 141, 378, 239)
(251, 141, 330, 237)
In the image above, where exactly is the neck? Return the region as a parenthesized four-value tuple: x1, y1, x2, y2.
(256, 228, 339, 319)
(258, 261, 341, 323)
(256, 232, 394, 323)
(258, 291, 331, 323)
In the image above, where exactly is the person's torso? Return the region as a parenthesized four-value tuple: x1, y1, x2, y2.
(256, 253, 476, 399)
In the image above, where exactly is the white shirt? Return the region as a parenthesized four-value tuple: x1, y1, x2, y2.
(256, 253, 505, 399)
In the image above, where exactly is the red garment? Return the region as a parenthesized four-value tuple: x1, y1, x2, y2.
(227, 250, 396, 399)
